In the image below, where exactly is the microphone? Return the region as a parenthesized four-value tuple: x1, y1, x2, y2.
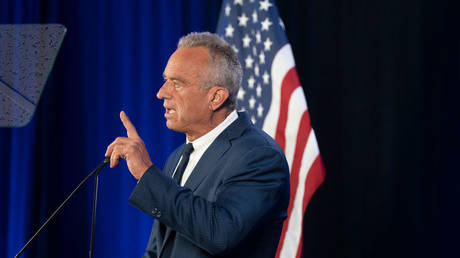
(15, 157, 110, 258)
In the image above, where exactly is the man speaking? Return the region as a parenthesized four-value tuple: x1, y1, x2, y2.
(105, 32, 290, 258)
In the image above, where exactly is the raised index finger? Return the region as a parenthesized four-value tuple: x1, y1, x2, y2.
(120, 111, 140, 139)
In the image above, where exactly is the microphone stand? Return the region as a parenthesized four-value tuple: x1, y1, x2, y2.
(15, 157, 110, 258)
(89, 164, 102, 258)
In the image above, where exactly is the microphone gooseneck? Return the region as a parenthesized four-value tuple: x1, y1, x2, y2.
(15, 157, 110, 258)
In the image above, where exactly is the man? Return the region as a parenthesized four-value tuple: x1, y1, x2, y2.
(105, 32, 290, 258)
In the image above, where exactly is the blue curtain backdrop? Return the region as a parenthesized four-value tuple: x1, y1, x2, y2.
(0, 1, 221, 257)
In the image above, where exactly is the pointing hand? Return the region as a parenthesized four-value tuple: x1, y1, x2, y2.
(105, 111, 153, 179)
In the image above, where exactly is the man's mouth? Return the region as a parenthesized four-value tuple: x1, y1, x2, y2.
(165, 108, 176, 115)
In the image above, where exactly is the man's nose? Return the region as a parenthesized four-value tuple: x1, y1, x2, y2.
(157, 82, 169, 99)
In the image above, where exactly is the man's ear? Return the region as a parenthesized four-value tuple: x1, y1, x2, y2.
(208, 86, 229, 111)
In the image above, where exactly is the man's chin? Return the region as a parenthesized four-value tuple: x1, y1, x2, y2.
(165, 120, 174, 130)
(165, 121, 181, 132)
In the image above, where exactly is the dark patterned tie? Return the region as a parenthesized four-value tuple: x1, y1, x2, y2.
(173, 143, 194, 184)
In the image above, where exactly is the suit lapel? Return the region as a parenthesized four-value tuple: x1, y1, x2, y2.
(185, 112, 250, 191)
(183, 137, 229, 191)
(158, 112, 251, 256)
(165, 146, 184, 178)
(160, 139, 232, 257)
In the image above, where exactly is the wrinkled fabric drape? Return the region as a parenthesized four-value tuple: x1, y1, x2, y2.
(0, 1, 220, 257)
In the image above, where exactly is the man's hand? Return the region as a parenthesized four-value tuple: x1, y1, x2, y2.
(105, 111, 153, 179)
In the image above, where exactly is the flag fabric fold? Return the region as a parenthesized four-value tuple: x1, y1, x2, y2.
(216, 1, 326, 257)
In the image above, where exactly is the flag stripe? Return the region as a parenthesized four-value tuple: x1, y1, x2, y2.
(284, 87, 307, 169)
(303, 140, 326, 212)
(275, 67, 301, 151)
(296, 155, 326, 258)
(276, 110, 311, 258)
(280, 126, 322, 258)
(263, 44, 295, 137)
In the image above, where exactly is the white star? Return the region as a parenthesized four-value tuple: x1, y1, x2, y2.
(256, 83, 262, 97)
(225, 24, 234, 38)
(259, 51, 265, 64)
(255, 31, 261, 43)
(248, 76, 255, 88)
(257, 103, 264, 117)
(237, 87, 246, 100)
(252, 46, 257, 56)
(238, 13, 249, 27)
(254, 64, 260, 76)
(263, 37, 273, 51)
(245, 55, 254, 68)
(232, 45, 239, 54)
(261, 17, 272, 31)
(259, 0, 272, 11)
(225, 4, 231, 16)
(262, 71, 270, 84)
(252, 10, 258, 23)
(242, 34, 252, 47)
(234, 0, 243, 6)
(279, 18, 285, 30)
(249, 95, 256, 109)
(251, 116, 256, 124)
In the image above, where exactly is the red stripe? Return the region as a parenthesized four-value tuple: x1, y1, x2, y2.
(303, 156, 325, 212)
(275, 110, 311, 258)
(295, 156, 326, 258)
(274, 67, 301, 151)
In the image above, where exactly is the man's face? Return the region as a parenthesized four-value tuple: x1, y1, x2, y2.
(157, 46, 213, 140)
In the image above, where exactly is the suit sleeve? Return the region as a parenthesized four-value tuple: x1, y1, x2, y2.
(129, 146, 290, 255)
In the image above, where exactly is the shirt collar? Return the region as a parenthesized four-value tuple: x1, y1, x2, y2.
(187, 110, 238, 151)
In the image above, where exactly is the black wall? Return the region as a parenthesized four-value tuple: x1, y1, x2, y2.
(277, 1, 459, 257)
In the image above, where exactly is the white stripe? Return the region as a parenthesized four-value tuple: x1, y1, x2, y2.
(262, 44, 295, 137)
(283, 87, 307, 170)
(279, 129, 320, 258)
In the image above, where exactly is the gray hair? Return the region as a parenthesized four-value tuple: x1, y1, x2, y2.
(177, 32, 242, 110)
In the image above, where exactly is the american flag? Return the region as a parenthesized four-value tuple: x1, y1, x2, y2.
(216, 0, 326, 257)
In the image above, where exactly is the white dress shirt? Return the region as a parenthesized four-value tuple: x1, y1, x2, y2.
(173, 110, 238, 186)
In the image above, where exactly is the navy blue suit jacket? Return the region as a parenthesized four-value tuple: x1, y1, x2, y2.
(129, 112, 290, 258)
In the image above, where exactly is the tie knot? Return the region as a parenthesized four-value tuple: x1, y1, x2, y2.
(183, 143, 194, 155)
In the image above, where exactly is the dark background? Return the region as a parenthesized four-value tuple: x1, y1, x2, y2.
(278, 1, 459, 258)
(1, 0, 458, 258)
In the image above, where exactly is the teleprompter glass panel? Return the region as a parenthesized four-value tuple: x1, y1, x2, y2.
(0, 24, 66, 127)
